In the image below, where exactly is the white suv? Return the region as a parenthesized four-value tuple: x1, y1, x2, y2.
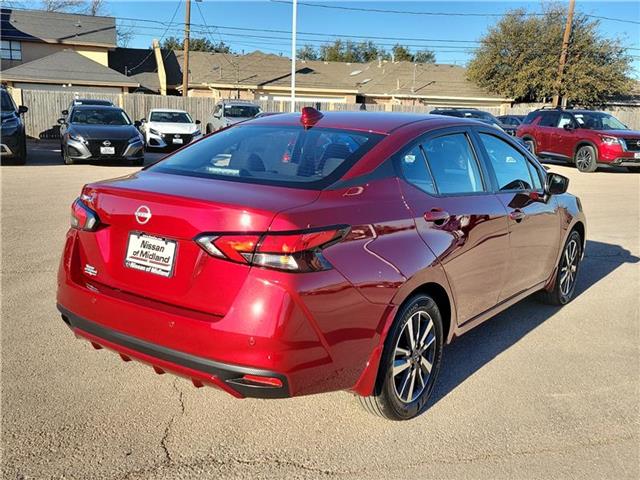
(205, 100, 261, 134)
(141, 109, 202, 150)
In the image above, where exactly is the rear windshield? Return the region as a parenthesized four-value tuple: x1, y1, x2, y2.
(150, 111, 193, 123)
(71, 108, 131, 125)
(149, 125, 384, 189)
(224, 105, 260, 118)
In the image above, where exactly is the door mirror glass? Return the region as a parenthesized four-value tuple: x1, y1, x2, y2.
(195, 119, 201, 125)
(61, 109, 68, 116)
(546, 172, 569, 195)
(134, 120, 142, 128)
(57, 117, 66, 125)
(18, 105, 28, 114)
(563, 123, 574, 131)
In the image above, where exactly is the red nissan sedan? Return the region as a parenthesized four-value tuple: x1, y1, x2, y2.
(57, 108, 586, 420)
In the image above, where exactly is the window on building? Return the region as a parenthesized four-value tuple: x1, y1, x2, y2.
(1, 40, 22, 61)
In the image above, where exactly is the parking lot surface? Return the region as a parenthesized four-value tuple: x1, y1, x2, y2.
(2, 142, 639, 479)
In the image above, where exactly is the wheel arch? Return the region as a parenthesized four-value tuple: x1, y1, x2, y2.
(574, 140, 598, 158)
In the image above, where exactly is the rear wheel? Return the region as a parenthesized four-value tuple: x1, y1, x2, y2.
(539, 230, 582, 305)
(63, 147, 75, 165)
(358, 294, 443, 420)
(575, 145, 598, 173)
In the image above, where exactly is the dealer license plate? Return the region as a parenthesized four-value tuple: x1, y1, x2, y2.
(100, 146, 115, 155)
(172, 138, 183, 144)
(125, 233, 177, 277)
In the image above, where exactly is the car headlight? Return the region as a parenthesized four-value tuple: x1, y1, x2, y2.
(69, 133, 86, 144)
(149, 128, 163, 137)
(129, 134, 143, 144)
(193, 129, 202, 136)
(600, 135, 621, 146)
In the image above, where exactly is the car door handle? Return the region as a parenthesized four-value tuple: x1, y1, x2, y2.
(424, 209, 450, 225)
(509, 209, 526, 222)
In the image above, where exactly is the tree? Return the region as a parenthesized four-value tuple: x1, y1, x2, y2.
(467, 7, 633, 105)
(414, 50, 436, 64)
(85, 0, 106, 15)
(391, 44, 413, 62)
(39, 0, 84, 12)
(298, 45, 318, 61)
(161, 36, 231, 53)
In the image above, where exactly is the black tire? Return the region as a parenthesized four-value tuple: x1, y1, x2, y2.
(131, 156, 145, 166)
(627, 166, 640, 173)
(538, 230, 582, 305)
(15, 135, 27, 165)
(575, 145, 598, 173)
(206, 124, 213, 135)
(358, 294, 443, 420)
(63, 147, 74, 165)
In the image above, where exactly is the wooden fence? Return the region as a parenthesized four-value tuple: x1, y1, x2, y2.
(11, 88, 640, 140)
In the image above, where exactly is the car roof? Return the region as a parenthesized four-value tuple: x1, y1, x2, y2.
(149, 108, 188, 113)
(218, 100, 259, 105)
(72, 105, 123, 111)
(245, 111, 479, 135)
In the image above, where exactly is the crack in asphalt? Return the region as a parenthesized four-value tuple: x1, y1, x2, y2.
(160, 379, 185, 465)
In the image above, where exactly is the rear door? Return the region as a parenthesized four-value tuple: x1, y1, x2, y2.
(552, 112, 578, 159)
(536, 111, 561, 154)
(473, 129, 561, 300)
(397, 127, 511, 324)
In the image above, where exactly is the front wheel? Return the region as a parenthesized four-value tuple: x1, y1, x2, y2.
(575, 145, 598, 173)
(538, 230, 582, 305)
(358, 294, 443, 420)
(63, 147, 75, 165)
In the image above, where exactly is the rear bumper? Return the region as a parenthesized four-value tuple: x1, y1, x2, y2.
(58, 304, 290, 398)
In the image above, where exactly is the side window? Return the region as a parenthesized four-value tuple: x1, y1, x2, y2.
(539, 112, 560, 127)
(422, 133, 484, 195)
(479, 133, 535, 191)
(399, 145, 436, 195)
(557, 113, 574, 129)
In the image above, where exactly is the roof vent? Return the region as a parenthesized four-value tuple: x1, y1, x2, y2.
(350, 70, 363, 76)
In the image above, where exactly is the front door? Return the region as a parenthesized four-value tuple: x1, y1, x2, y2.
(397, 129, 511, 324)
(474, 130, 562, 300)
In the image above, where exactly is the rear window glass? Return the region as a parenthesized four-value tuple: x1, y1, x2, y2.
(149, 125, 384, 189)
(224, 105, 261, 118)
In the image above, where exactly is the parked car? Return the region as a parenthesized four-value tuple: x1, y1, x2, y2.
(0, 86, 28, 165)
(205, 100, 261, 133)
(140, 108, 202, 150)
(430, 108, 517, 136)
(497, 114, 525, 127)
(58, 105, 144, 165)
(517, 108, 640, 173)
(61, 98, 114, 116)
(57, 108, 585, 420)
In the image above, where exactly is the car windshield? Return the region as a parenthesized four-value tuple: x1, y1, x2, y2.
(150, 125, 383, 189)
(71, 108, 131, 125)
(1, 91, 15, 112)
(150, 111, 193, 123)
(74, 99, 112, 106)
(573, 112, 627, 131)
(224, 105, 260, 118)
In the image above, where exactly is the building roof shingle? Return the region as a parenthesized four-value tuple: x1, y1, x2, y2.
(0, 8, 116, 47)
(1, 50, 138, 88)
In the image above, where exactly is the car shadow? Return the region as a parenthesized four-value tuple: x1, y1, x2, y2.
(427, 239, 639, 409)
(539, 157, 632, 174)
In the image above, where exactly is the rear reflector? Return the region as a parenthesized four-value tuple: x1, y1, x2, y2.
(241, 374, 283, 388)
(196, 226, 348, 272)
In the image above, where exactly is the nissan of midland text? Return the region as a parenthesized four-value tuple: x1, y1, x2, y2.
(57, 109, 585, 420)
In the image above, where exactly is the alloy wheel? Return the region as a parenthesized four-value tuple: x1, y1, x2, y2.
(559, 238, 579, 297)
(392, 310, 437, 403)
(576, 149, 592, 170)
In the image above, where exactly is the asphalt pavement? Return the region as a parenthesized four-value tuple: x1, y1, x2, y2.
(1, 142, 638, 479)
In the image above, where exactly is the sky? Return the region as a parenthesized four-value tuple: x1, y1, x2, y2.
(87, 1, 640, 77)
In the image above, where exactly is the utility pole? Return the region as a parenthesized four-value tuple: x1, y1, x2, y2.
(290, 0, 297, 112)
(182, 0, 191, 97)
(553, 0, 575, 107)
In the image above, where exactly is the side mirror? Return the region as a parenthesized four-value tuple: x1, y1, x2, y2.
(563, 123, 574, 131)
(134, 120, 142, 128)
(57, 118, 66, 125)
(140, 118, 146, 123)
(546, 172, 569, 195)
(195, 119, 201, 125)
(18, 105, 28, 114)
(213, 112, 221, 119)
(61, 109, 68, 116)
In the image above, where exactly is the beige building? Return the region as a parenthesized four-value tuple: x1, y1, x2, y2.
(0, 8, 116, 70)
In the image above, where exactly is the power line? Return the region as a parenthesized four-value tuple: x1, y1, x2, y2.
(126, 0, 183, 74)
(269, 0, 640, 25)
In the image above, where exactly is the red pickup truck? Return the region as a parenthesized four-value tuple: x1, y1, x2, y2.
(516, 108, 640, 173)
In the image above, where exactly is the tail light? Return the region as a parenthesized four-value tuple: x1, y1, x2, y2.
(196, 226, 349, 272)
(70, 198, 100, 231)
